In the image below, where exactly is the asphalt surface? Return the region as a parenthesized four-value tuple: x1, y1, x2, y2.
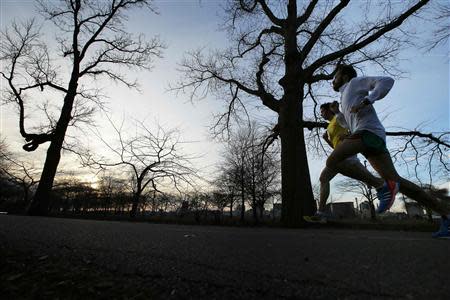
(1, 215, 449, 299)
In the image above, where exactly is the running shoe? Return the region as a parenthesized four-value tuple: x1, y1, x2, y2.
(376, 180, 399, 214)
(432, 217, 450, 239)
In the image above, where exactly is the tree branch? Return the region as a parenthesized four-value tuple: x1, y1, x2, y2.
(306, 0, 430, 73)
(300, 0, 350, 64)
(296, 0, 319, 28)
(256, 0, 283, 26)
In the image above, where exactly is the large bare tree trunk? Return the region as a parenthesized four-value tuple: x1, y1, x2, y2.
(279, 2, 315, 226)
(229, 193, 233, 218)
(28, 90, 77, 215)
(240, 164, 245, 222)
(369, 200, 376, 221)
(252, 192, 258, 224)
(28, 146, 60, 215)
(279, 108, 315, 226)
(130, 182, 142, 218)
(130, 195, 140, 218)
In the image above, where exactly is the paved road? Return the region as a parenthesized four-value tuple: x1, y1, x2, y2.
(1, 215, 448, 299)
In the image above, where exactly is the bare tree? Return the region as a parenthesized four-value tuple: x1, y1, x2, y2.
(216, 123, 280, 222)
(52, 175, 98, 213)
(1, 0, 164, 215)
(210, 191, 232, 215)
(83, 118, 198, 218)
(96, 173, 129, 214)
(244, 126, 280, 222)
(220, 127, 253, 221)
(389, 125, 449, 186)
(241, 126, 262, 222)
(419, 184, 449, 221)
(214, 171, 239, 217)
(0, 138, 40, 209)
(174, 0, 432, 226)
(425, 1, 450, 51)
(337, 178, 377, 220)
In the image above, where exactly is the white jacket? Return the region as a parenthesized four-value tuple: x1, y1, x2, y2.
(339, 76, 395, 141)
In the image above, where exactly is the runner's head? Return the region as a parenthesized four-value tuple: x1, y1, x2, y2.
(333, 64, 357, 91)
(320, 103, 335, 121)
(330, 101, 340, 114)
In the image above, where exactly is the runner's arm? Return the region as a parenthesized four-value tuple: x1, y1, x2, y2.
(322, 132, 333, 148)
(359, 76, 395, 104)
(350, 76, 394, 113)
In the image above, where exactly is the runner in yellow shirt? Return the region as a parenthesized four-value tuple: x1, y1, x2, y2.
(305, 102, 383, 223)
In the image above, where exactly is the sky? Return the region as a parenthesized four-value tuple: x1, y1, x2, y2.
(1, 0, 449, 212)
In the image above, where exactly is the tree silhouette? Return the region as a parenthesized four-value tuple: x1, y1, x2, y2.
(1, 0, 164, 215)
(81, 117, 198, 218)
(0, 138, 40, 210)
(337, 178, 377, 220)
(174, 0, 432, 226)
(216, 123, 280, 222)
(425, 1, 450, 50)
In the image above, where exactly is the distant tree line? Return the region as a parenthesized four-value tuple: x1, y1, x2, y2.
(0, 145, 281, 224)
(213, 123, 281, 224)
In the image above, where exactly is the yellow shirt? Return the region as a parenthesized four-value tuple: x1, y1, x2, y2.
(327, 115, 349, 148)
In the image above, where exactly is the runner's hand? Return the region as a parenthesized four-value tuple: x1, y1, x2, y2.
(339, 133, 350, 140)
(351, 98, 371, 113)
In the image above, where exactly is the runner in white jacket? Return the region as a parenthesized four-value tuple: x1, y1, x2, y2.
(327, 64, 449, 238)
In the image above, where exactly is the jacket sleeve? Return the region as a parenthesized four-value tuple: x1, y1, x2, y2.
(358, 76, 395, 103)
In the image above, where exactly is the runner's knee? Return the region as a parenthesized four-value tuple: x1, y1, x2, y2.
(379, 169, 400, 181)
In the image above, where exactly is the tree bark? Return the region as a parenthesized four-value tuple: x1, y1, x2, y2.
(252, 191, 258, 223)
(130, 185, 142, 218)
(251, 163, 258, 223)
(279, 1, 316, 226)
(279, 105, 316, 226)
(28, 91, 77, 215)
(369, 199, 376, 221)
(229, 193, 233, 218)
(240, 164, 245, 222)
